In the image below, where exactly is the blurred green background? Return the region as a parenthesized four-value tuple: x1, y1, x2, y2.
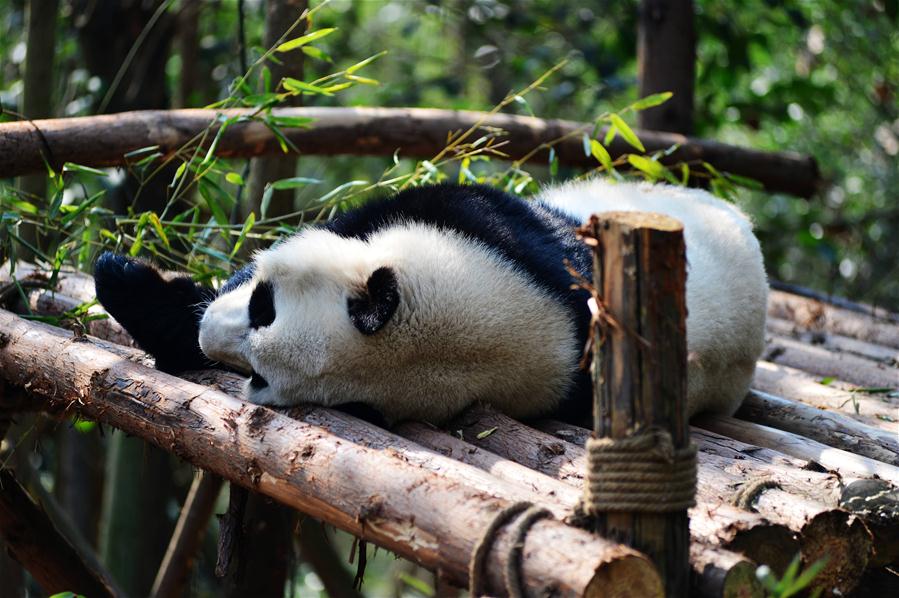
(0, 1, 897, 596)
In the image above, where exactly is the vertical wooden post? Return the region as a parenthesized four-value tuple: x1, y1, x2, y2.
(582, 212, 692, 598)
(637, 0, 696, 134)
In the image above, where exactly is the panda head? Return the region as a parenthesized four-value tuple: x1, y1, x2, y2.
(198, 224, 576, 424)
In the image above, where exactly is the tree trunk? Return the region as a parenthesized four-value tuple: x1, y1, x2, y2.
(0, 107, 821, 197)
(174, 0, 201, 109)
(0, 311, 662, 597)
(245, 0, 308, 222)
(637, 0, 695, 134)
(17, 0, 59, 258)
(99, 431, 177, 597)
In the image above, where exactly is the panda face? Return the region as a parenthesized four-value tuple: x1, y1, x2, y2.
(197, 223, 577, 424)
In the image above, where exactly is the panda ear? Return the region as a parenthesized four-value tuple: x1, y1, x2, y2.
(347, 267, 400, 335)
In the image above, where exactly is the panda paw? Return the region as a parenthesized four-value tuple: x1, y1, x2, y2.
(94, 252, 215, 373)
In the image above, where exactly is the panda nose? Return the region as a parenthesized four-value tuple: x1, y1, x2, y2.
(198, 286, 253, 373)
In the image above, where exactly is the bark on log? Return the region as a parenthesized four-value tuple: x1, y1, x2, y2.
(752, 361, 896, 430)
(448, 407, 798, 575)
(768, 289, 899, 349)
(764, 335, 899, 390)
(769, 280, 899, 325)
(583, 211, 691, 597)
(0, 311, 661, 597)
(737, 390, 899, 466)
(0, 469, 116, 598)
(767, 318, 899, 366)
(537, 420, 875, 595)
(0, 107, 820, 197)
(151, 471, 224, 598)
(696, 415, 899, 487)
(396, 420, 763, 598)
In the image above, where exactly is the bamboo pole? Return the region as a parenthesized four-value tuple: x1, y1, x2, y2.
(151, 471, 224, 598)
(0, 107, 820, 196)
(582, 212, 692, 597)
(0, 310, 661, 597)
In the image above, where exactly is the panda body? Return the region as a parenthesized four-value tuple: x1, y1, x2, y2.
(94, 179, 768, 425)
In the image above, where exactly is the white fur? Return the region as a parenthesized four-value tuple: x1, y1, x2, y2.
(538, 179, 768, 416)
(200, 179, 768, 423)
(200, 224, 577, 423)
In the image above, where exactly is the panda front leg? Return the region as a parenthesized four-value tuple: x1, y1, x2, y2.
(93, 252, 217, 374)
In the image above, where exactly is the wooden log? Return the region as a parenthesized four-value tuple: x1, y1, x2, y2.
(0, 469, 116, 598)
(151, 471, 224, 598)
(396, 420, 763, 598)
(737, 390, 899, 466)
(450, 407, 798, 576)
(0, 107, 820, 197)
(697, 415, 899, 487)
(689, 543, 762, 598)
(752, 361, 896, 430)
(0, 311, 661, 597)
(764, 335, 899, 391)
(768, 289, 899, 349)
(583, 211, 692, 597)
(767, 318, 899, 365)
(539, 420, 875, 595)
(770, 280, 899, 325)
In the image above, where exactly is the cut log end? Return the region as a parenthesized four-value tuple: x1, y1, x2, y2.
(801, 511, 872, 596)
(583, 554, 665, 598)
(595, 210, 684, 232)
(724, 524, 798, 576)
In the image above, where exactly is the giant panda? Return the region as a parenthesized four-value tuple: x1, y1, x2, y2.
(94, 179, 768, 425)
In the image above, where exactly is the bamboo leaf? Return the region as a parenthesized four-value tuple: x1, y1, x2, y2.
(627, 155, 665, 180)
(225, 172, 245, 186)
(609, 114, 645, 152)
(271, 177, 322, 190)
(275, 28, 337, 53)
(590, 139, 613, 172)
(345, 50, 388, 74)
(148, 213, 171, 249)
(62, 162, 108, 177)
(230, 212, 256, 258)
(345, 74, 379, 86)
(281, 78, 333, 96)
(629, 91, 673, 111)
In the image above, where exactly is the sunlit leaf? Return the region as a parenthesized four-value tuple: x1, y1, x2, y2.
(62, 163, 108, 177)
(590, 139, 613, 172)
(275, 28, 337, 53)
(225, 172, 245, 186)
(345, 50, 388, 74)
(629, 91, 673, 111)
(609, 114, 645, 152)
(271, 177, 322, 190)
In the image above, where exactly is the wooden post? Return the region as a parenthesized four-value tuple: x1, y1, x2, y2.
(582, 212, 692, 597)
(637, 0, 696, 134)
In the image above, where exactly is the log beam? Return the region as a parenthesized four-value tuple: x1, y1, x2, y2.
(0, 310, 661, 597)
(0, 107, 819, 197)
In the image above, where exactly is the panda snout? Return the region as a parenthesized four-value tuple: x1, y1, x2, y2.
(198, 290, 254, 373)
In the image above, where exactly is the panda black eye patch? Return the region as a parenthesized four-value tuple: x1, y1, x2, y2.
(248, 280, 276, 329)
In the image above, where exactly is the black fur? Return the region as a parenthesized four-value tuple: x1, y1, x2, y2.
(347, 267, 400, 335)
(93, 252, 215, 374)
(248, 281, 276, 329)
(94, 184, 593, 422)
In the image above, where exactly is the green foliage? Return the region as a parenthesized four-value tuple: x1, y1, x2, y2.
(756, 553, 827, 598)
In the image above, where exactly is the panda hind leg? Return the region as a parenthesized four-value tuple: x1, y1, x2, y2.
(93, 252, 216, 374)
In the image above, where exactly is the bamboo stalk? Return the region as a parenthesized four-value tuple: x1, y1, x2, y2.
(0, 310, 661, 597)
(0, 107, 819, 196)
(151, 471, 224, 598)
